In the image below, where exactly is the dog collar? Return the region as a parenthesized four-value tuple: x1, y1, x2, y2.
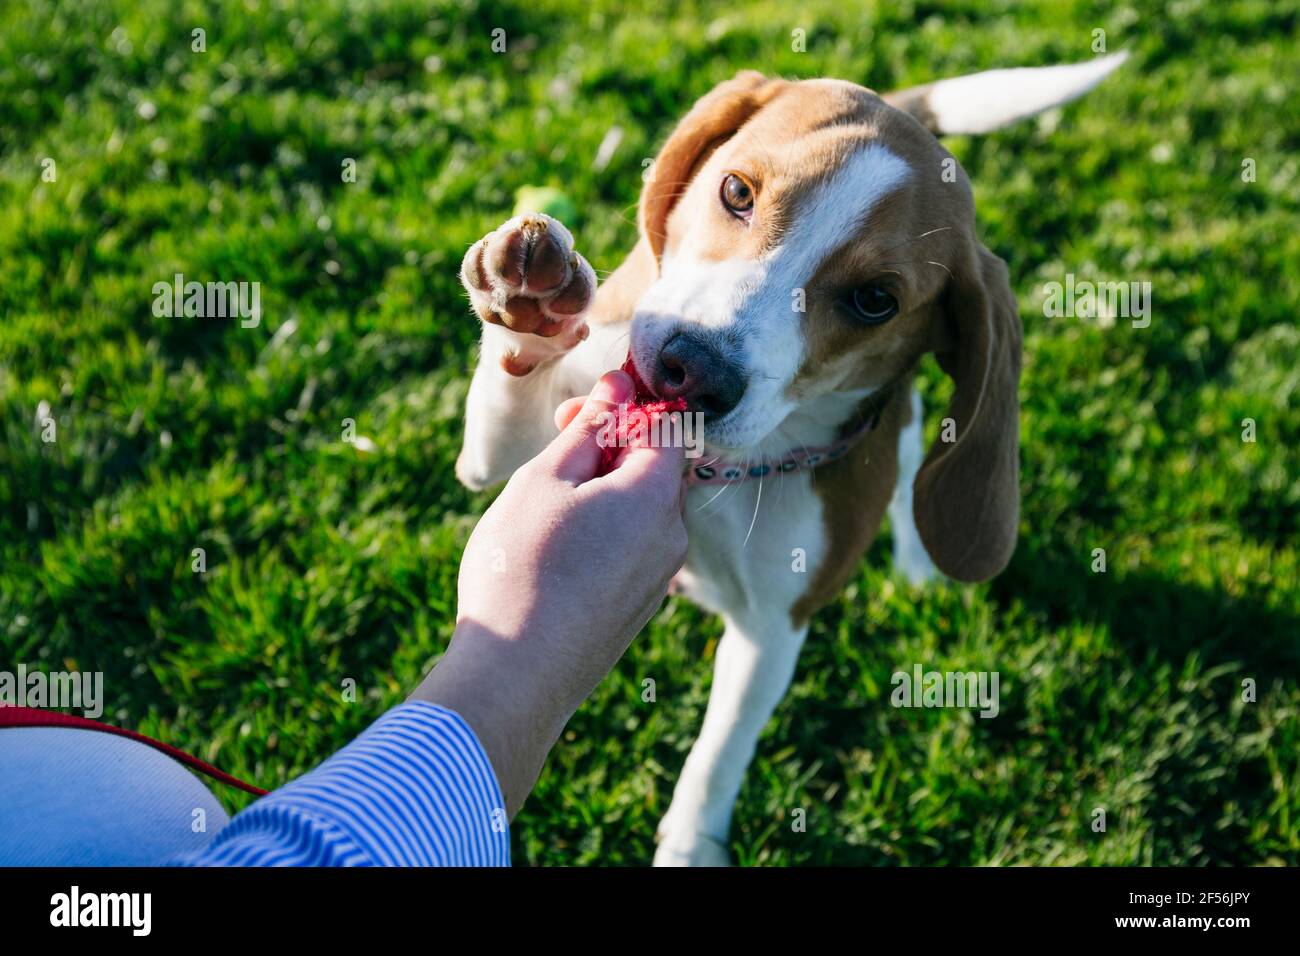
(684, 400, 887, 488)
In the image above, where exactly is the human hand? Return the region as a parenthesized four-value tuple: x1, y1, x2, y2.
(413, 370, 687, 816)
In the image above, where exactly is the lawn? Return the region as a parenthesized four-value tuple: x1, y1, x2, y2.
(1, 0, 1296, 865)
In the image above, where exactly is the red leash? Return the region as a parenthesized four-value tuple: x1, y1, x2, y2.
(0, 706, 269, 796)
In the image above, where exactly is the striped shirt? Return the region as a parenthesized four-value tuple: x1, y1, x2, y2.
(178, 702, 510, 866)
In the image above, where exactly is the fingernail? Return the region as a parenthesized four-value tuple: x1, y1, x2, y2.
(590, 370, 632, 405)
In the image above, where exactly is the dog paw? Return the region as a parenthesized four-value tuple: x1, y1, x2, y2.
(460, 213, 595, 374)
(652, 828, 732, 867)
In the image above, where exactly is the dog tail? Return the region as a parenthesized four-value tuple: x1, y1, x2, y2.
(884, 52, 1130, 136)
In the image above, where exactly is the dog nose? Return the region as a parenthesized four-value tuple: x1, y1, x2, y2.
(653, 330, 747, 417)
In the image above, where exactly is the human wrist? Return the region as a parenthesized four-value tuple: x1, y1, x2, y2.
(410, 622, 570, 817)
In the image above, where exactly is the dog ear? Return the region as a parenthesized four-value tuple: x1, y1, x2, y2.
(639, 71, 786, 259)
(913, 242, 1022, 583)
(883, 53, 1128, 136)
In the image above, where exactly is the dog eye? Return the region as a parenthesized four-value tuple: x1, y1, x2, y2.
(720, 174, 754, 219)
(848, 285, 899, 324)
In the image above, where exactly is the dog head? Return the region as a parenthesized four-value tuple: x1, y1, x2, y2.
(628, 56, 1125, 581)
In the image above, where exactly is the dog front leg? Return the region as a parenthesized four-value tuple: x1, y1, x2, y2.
(455, 213, 598, 490)
(458, 328, 578, 489)
(654, 612, 809, 866)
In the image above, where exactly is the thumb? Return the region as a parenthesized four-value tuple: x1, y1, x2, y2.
(546, 370, 634, 484)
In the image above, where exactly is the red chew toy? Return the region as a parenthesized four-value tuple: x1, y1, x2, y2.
(596, 356, 688, 475)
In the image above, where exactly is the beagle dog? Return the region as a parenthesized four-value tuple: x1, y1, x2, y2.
(455, 54, 1127, 865)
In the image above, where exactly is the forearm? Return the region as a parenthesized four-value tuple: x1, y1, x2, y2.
(409, 624, 572, 820)
(177, 702, 510, 867)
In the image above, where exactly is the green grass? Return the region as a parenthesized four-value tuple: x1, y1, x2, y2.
(1, 0, 1296, 865)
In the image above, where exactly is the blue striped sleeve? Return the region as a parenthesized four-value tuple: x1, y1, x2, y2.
(175, 702, 510, 867)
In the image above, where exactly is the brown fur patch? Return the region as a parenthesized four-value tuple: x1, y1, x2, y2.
(499, 352, 536, 377)
(790, 385, 911, 627)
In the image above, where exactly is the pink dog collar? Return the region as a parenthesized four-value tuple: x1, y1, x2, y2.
(684, 404, 885, 487)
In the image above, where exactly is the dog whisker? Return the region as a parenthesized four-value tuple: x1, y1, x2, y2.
(742, 469, 763, 548)
(874, 256, 956, 281)
(601, 328, 632, 366)
(876, 225, 953, 259)
(696, 479, 734, 514)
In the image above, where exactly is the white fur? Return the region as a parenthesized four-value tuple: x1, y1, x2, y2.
(924, 52, 1129, 135)
(888, 386, 938, 585)
(654, 470, 824, 864)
